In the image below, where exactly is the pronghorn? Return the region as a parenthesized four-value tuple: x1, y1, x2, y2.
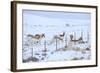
(27, 33, 45, 45)
(49, 32, 65, 45)
(70, 34, 83, 43)
(70, 34, 88, 44)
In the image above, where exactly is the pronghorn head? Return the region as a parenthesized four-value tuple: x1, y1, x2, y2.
(42, 33, 45, 38)
(59, 32, 65, 37)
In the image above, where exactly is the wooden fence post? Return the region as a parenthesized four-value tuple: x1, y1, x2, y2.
(31, 47, 33, 59)
(44, 40, 47, 52)
(56, 38, 57, 50)
(74, 32, 76, 45)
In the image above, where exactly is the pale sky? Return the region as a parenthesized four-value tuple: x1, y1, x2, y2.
(23, 10, 91, 20)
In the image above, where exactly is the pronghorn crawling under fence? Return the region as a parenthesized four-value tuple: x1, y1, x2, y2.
(69, 34, 88, 44)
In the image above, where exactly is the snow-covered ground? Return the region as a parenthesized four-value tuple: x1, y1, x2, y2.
(22, 37, 91, 62)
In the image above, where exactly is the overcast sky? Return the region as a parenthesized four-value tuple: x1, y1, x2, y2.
(23, 10, 91, 20)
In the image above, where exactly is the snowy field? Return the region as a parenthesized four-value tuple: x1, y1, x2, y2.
(22, 10, 91, 63)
